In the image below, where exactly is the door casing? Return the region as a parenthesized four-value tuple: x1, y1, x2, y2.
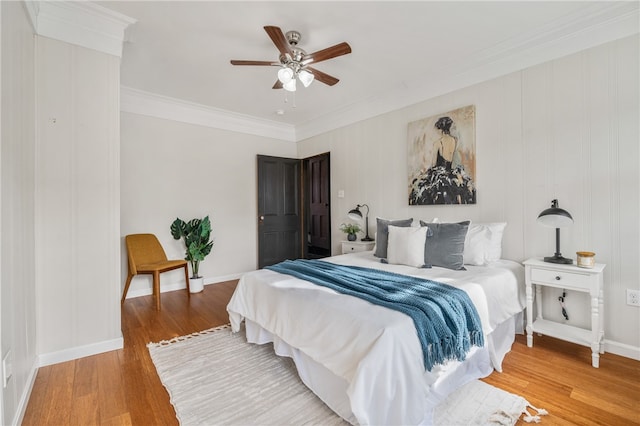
(257, 153, 332, 268)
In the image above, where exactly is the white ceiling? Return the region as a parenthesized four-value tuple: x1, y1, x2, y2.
(99, 1, 638, 138)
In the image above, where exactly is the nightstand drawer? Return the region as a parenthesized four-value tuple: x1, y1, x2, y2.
(341, 241, 375, 254)
(530, 268, 590, 290)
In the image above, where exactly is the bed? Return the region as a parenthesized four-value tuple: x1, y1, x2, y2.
(227, 221, 525, 425)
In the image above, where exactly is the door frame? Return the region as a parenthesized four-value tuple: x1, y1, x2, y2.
(256, 152, 332, 268)
(302, 152, 331, 259)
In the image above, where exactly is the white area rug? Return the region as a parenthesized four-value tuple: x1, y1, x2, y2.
(148, 325, 547, 425)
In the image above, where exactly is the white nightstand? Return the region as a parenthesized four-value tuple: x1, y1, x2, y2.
(341, 240, 375, 254)
(523, 258, 606, 368)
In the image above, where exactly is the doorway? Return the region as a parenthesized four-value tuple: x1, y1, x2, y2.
(304, 153, 331, 259)
(256, 153, 331, 268)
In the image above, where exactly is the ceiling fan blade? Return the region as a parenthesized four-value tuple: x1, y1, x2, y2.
(306, 67, 340, 86)
(230, 60, 279, 66)
(264, 26, 292, 56)
(302, 42, 351, 65)
(272, 80, 283, 89)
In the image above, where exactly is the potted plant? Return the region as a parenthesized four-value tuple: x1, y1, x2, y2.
(340, 223, 362, 241)
(170, 215, 214, 293)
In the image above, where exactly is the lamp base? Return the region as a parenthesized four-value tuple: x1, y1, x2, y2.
(543, 255, 573, 264)
(361, 237, 374, 242)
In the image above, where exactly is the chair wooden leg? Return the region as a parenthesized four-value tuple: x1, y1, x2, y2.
(184, 264, 191, 296)
(153, 271, 161, 311)
(121, 274, 134, 305)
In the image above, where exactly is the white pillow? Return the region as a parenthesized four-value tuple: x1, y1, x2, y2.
(463, 222, 507, 265)
(484, 222, 507, 261)
(463, 225, 492, 265)
(387, 225, 428, 268)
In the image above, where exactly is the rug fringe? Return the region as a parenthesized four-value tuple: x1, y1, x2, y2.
(489, 400, 548, 425)
(522, 403, 549, 423)
(147, 323, 232, 348)
(488, 409, 517, 425)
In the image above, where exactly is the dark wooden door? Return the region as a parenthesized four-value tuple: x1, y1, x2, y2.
(306, 153, 331, 258)
(257, 155, 302, 268)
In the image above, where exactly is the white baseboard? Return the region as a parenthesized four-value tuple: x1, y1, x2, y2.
(605, 339, 640, 361)
(124, 272, 247, 299)
(38, 336, 124, 367)
(12, 360, 38, 426)
(39, 273, 245, 365)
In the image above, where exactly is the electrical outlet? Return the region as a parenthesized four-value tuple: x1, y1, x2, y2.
(627, 289, 640, 307)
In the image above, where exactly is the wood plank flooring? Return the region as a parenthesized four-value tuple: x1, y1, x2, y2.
(23, 280, 640, 425)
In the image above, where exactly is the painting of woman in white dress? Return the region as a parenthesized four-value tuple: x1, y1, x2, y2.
(408, 105, 476, 205)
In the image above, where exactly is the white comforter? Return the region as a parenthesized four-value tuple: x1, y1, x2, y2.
(227, 251, 525, 425)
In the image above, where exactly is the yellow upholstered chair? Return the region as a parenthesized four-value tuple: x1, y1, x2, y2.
(122, 233, 190, 310)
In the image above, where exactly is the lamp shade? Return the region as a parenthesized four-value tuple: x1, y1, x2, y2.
(537, 200, 573, 228)
(298, 69, 314, 87)
(348, 207, 363, 221)
(283, 78, 297, 92)
(277, 67, 294, 84)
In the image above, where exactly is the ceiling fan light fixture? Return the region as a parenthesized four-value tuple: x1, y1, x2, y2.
(230, 26, 351, 92)
(283, 78, 297, 92)
(298, 69, 314, 87)
(277, 67, 294, 84)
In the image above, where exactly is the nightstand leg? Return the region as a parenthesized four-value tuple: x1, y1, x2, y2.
(591, 296, 600, 368)
(599, 289, 605, 354)
(526, 284, 534, 347)
(535, 284, 544, 336)
(535, 285, 543, 321)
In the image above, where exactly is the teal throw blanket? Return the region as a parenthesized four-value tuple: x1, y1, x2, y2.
(266, 259, 484, 371)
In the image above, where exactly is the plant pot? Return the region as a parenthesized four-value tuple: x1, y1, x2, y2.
(347, 233, 357, 241)
(189, 276, 204, 293)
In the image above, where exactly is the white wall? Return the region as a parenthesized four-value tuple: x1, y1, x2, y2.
(35, 36, 123, 362)
(297, 35, 639, 356)
(0, 2, 37, 424)
(120, 112, 297, 296)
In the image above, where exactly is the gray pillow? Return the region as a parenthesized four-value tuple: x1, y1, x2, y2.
(419, 220, 470, 270)
(374, 218, 413, 259)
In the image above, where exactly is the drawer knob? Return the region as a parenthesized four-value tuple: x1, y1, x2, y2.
(555, 276, 561, 280)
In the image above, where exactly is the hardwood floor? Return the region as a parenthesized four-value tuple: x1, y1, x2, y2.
(23, 281, 639, 425)
(23, 281, 237, 426)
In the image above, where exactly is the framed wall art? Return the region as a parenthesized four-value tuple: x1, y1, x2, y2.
(407, 105, 476, 205)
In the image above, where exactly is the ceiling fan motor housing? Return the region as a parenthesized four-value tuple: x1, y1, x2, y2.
(285, 30, 301, 46)
(280, 47, 306, 67)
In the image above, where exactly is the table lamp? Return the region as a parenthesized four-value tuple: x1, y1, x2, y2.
(537, 199, 573, 264)
(348, 204, 374, 242)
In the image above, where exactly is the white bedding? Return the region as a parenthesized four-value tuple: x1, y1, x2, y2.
(227, 251, 525, 425)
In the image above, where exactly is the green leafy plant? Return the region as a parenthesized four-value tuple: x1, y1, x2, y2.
(170, 216, 214, 278)
(339, 223, 362, 235)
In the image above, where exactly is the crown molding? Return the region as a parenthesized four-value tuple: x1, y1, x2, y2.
(121, 86, 297, 142)
(23, 1, 38, 32)
(295, 2, 640, 141)
(116, 2, 636, 143)
(24, 1, 136, 57)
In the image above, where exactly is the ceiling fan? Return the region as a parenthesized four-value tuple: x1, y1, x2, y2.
(230, 26, 352, 92)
